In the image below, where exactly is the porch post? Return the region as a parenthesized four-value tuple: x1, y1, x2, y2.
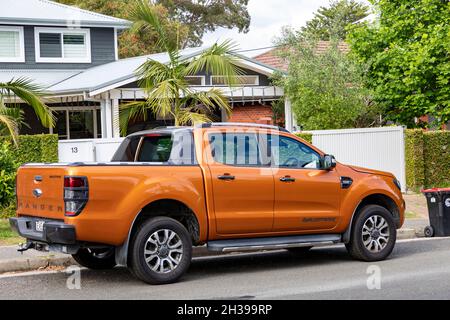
(284, 97, 293, 132)
(112, 98, 120, 138)
(100, 99, 113, 138)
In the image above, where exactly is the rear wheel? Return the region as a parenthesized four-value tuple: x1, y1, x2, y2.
(129, 217, 192, 285)
(72, 248, 116, 270)
(346, 205, 396, 262)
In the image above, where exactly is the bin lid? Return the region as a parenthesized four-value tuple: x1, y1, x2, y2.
(421, 188, 450, 194)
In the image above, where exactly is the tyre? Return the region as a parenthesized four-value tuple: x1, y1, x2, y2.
(129, 217, 192, 285)
(72, 248, 116, 270)
(287, 246, 312, 255)
(346, 205, 397, 262)
(424, 226, 434, 238)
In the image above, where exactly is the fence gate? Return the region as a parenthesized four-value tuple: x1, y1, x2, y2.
(307, 126, 406, 192)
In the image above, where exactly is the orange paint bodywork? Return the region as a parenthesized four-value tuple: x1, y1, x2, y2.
(16, 127, 405, 247)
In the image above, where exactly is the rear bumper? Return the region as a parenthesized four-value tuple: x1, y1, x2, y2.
(9, 217, 76, 245)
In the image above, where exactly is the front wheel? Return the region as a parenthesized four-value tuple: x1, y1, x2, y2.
(346, 205, 397, 262)
(129, 217, 192, 285)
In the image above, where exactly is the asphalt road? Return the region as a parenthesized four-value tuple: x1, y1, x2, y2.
(1, 238, 450, 300)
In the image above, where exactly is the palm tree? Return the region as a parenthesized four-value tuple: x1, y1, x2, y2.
(120, 0, 243, 135)
(0, 78, 54, 144)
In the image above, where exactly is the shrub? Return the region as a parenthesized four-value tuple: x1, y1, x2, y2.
(0, 134, 58, 218)
(0, 134, 58, 165)
(405, 130, 450, 190)
(423, 131, 450, 189)
(0, 143, 17, 208)
(295, 133, 313, 144)
(405, 130, 425, 191)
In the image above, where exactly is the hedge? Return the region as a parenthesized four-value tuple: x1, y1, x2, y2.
(0, 134, 58, 165)
(0, 134, 58, 218)
(423, 131, 450, 189)
(405, 130, 450, 191)
(295, 133, 313, 144)
(405, 130, 425, 191)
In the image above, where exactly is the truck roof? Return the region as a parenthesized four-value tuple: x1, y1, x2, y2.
(127, 123, 289, 138)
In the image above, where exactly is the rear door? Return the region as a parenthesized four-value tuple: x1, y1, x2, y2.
(206, 130, 274, 235)
(16, 166, 66, 219)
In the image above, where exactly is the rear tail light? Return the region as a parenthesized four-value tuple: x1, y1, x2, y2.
(64, 176, 88, 217)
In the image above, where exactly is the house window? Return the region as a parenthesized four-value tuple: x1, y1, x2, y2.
(50, 107, 100, 140)
(35, 27, 91, 63)
(0, 26, 25, 62)
(185, 76, 205, 86)
(211, 75, 260, 86)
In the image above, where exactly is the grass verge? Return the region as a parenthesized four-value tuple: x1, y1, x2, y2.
(0, 219, 23, 246)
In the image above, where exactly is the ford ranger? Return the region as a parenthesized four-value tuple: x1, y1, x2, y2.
(10, 123, 405, 284)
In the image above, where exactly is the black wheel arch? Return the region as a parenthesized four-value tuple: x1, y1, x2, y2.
(343, 193, 401, 244)
(115, 199, 201, 266)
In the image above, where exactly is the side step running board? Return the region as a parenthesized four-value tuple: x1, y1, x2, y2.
(207, 234, 342, 253)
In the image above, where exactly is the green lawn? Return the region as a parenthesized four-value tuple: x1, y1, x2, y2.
(0, 219, 23, 246)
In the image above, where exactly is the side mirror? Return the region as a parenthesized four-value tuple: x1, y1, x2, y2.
(322, 154, 337, 170)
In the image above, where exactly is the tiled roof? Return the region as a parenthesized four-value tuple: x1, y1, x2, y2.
(253, 41, 350, 72)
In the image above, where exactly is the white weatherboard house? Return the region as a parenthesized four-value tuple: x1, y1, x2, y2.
(0, 0, 295, 159)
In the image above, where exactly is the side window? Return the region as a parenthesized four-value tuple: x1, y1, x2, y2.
(138, 135, 173, 162)
(270, 135, 321, 169)
(111, 136, 140, 162)
(209, 133, 261, 166)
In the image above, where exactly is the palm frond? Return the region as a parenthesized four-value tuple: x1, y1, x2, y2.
(0, 78, 54, 128)
(176, 108, 213, 126)
(0, 101, 20, 145)
(119, 101, 150, 136)
(136, 59, 173, 89)
(183, 88, 232, 117)
(130, 0, 176, 56)
(183, 40, 244, 86)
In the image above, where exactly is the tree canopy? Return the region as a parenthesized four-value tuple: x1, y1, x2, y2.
(300, 0, 369, 40)
(56, 0, 250, 57)
(276, 33, 381, 131)
(120, 1, 241, 133)
(348, 0, 450, 128)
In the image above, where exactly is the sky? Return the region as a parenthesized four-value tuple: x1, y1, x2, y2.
(202, 0, 370, 57)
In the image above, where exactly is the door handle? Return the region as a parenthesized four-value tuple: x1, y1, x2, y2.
(218, 174, 235, 181)
(280, 176, 296, 183)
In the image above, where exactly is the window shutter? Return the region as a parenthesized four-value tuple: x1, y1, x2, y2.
(0, 30, 20, 58)
(39, 33, 62, 58)
(63, 34, 87, 59)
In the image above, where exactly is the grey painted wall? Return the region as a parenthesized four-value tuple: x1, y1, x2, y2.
(119, 67, 272, 89)
(0, 25, 116, 69)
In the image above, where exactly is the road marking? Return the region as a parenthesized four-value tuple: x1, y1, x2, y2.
(397, 237, 449, 243)
(0, 267, 87, 279)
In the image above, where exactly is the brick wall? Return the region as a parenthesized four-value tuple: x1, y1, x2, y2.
(228, 104, 274, 125)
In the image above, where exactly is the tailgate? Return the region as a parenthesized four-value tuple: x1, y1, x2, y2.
(16, 166, 66, 220)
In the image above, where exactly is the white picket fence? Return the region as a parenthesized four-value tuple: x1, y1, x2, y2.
(58, 138, 124, 163)
(58, 126, 406, 192)
(305, 126, 406, 192)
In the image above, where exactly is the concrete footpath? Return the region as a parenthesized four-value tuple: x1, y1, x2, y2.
(0, 218, 430, 275)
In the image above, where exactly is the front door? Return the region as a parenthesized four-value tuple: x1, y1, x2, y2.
(268, 134, 341, 232)
(207, 130, 274, 235)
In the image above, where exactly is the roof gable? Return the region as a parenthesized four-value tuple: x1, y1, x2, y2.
(0, 0, 130, 28)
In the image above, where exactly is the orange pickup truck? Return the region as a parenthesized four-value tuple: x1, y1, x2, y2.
(10, 123, 405, 284)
